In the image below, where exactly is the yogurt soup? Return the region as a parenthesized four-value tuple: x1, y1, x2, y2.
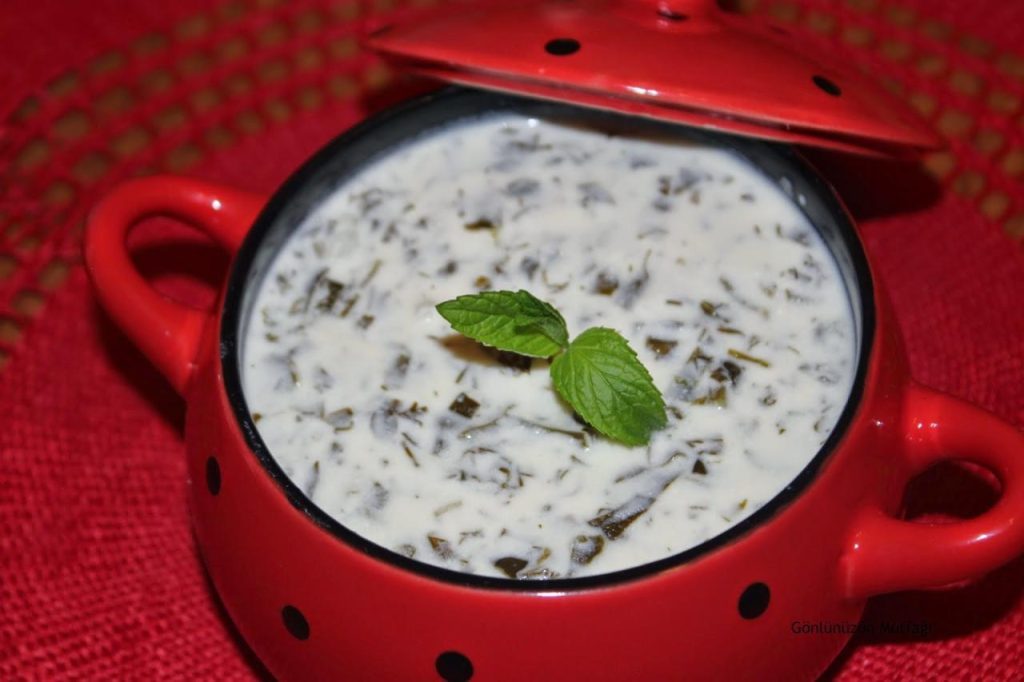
(243, 113, 856, 580)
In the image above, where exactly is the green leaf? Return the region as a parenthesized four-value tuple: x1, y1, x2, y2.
(436, 290, 569, 358)
(550, 327, 667, 446)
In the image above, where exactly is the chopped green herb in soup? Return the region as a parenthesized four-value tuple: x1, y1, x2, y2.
(243, 114, 855, 579)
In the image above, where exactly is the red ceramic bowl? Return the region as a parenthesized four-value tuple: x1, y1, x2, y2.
(85, 89, 1024, 682)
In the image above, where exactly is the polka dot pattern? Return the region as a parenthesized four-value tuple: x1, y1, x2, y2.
(0, 1, 1022, 681)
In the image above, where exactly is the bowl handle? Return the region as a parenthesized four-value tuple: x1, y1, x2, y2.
(841, 383, 1024, 599)
(84, 175, 265, 395)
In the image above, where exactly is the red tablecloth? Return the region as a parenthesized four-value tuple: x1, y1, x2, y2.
(2, 0, 1022, 679)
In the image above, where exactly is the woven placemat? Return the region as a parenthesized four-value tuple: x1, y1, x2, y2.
(2, 0, 1022, 679)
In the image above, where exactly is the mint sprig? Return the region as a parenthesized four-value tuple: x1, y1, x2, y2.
(436, 290, 667, 446)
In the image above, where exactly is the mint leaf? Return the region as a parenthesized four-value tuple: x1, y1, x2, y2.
(436, 290, 569, 358)
(550, 327, 667, 446)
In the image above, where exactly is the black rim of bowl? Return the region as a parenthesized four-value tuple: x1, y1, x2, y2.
(219, 86, 876, 591)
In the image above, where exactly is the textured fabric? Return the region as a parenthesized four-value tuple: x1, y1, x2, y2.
(1, 0, 1022, 680)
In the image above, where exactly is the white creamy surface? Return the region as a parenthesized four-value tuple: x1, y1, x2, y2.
(243, 113, 856, 579)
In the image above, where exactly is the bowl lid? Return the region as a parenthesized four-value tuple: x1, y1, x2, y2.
(367, 0, 941, 156)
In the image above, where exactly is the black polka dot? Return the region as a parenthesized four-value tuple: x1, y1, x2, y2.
(738, 582, 771, 619)
(281, 605, 310, 640)
(545, 38, 580, 56)
(812, 74, 842, 96)
(205, 456, 221, 496)
(435, 651, 473, 681)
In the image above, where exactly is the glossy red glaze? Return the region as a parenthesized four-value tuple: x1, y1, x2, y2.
(85, 175, 1024, 681)
(85, 177, 263, 394)
(367, 0, 942, 156)
(843, 384, 1024, 598)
